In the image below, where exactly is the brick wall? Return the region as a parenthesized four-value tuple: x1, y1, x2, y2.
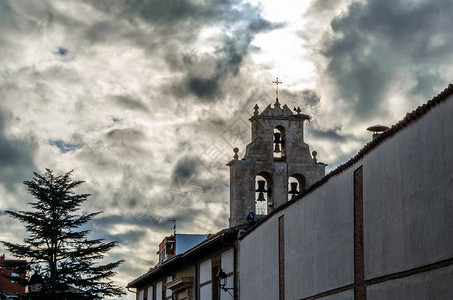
(279, 215, 285, 300)
(354, 166, 365, 300)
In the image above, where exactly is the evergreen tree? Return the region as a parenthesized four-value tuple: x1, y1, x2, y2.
(1, 169, 125, 300)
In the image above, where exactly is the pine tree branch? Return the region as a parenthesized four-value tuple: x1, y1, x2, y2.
(1, 169, 125, 299)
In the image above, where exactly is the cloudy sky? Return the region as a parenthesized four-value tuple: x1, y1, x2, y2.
(0, 0, 452, 298)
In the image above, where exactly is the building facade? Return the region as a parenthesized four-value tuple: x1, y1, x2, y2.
(0, 255, 27, 299)
(127, 227, 241, 300)
(239, 85, 453, 299)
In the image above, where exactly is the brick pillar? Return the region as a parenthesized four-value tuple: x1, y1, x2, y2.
(354, 166, 366, 300)
(278, 215, 285, 300)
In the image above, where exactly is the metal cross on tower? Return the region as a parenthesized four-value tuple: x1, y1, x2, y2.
(272, 77, 282, 99)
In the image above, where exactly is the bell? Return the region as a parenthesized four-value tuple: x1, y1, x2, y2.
(256, 180, 266, 192)
(289, 182, 299, 198)
(274, 132, 282, 153)
(273, 132, 281, 143)
(256, 192, 265, 202)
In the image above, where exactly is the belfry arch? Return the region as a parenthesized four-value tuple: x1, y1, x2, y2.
(273, 126, 286, 159)
(288, 174, 306, 200)
(255, 172, 273, 215)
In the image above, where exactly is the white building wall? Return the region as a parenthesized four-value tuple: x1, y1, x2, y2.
(285, 171, 355, 299)
(367, 265, 453, 299)
(319, 289, 354, 300)
(364, 96, 453, 279)
(239, 215, 280, 300)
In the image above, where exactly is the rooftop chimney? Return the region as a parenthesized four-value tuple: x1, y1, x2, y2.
(367, 124, 389, 140)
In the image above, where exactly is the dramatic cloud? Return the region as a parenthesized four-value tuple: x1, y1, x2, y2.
(1, 0, 452, 299)
(316, 0, 453, 122)
(0, 111, 36, 190)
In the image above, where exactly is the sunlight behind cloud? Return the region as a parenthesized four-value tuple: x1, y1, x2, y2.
(249, 0, 316, 90)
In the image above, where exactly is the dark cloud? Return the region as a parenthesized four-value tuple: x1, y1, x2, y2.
(118, 259, 154, 279)
(172, 155, 200, 179)
(82, 19, 140, 44)
(169, 155, 219, 209)
(320, 0, 453, 118)
(280, 89, 321, 108)
(188, 76, 220, 99)
(213, 210, 229, 228)
(113, 229, 146, 244)
(211, 119, 225, 126)
(306, 0, 351, 15)
(247, 17, 276, 34)
(0, 111, 36, 190)
(111, 95, 149, 112)
(0, 0, 13, 20)
(310, 125, 347, 142)
(92, 214, 161, 228)
(89, 212, 206, 241)
(122, 0, 282, 102)
(67, 0, 283, 104)
(125, 0, 196, 22)
(411, 70, 443, 98)
(329, 150, 360, 171)
(302, 89, 321, 106)
(176, 140, 193, 153)
(243, 88, 273, 111)
(107, 128, 145, 142)
(82, 167, 158, 215)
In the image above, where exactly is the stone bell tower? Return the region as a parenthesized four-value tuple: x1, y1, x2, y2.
(227, 79, 326, 227)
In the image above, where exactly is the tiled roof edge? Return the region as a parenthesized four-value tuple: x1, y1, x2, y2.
(239, 83, 453, 240)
